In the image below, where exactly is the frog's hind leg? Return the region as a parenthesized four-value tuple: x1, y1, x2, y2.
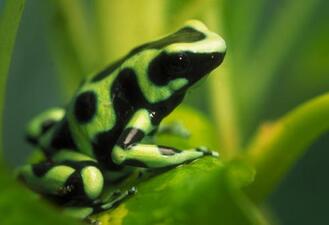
(25, 107, 65, 145)
(18, 151, 104, 204)
(18, 151, 136, 219)
(63, 187, 136, 219)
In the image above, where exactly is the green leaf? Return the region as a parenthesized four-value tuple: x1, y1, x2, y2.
(94, 0, 165, 63)
(239, 0, 321, 132)
(0, 0, 25, 161)
(0, 2, 81, 224)
(220, 0, 266, 62)
(166, 0, 214, 27)
(93, 158, 270, 225)
(154, 105, 218, 151)
(203, 1, 243, 158)
(245, 93, 329, 203)
(46, 0, 98, 99)
(0, 165, 81, 225)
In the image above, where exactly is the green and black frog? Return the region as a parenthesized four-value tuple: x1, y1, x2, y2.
(18, 20, 226, 219)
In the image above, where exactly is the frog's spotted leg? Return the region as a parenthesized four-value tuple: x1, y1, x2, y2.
(18, 151, 135, 217)
(25, 107, 65, 145)
(17, 151, 136, 218)
(63, 187, 136, 220)
(18, 151, 104, 203)
(111, 109, 219, 168)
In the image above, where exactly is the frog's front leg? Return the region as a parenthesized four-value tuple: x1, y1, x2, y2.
(112, 109, 218, 168)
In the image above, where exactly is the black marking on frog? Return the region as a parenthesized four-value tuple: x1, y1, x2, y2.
(62, 170, 86, 200)
(91, 27, 206, 82)
(117, 128, 145, 149)
(148, 52, 225, 86)
(158, 146, 181, 156)
(92, 68, 185, 169)
(49, 119, 77, 153)
(32, 161, 54, 177)
(196, 147, 212, 156)
(92, 131, 123, 171)
(123, 159, 149, 168)
(25, 119, 58, 146)
(41, 119, 57, 134)
(26, 134, 38, 145)
(61, 160, 101, 201)
(61, 160, 99, 170)
(74, 91, 97, 123)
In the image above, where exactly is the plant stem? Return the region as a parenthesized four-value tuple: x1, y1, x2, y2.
(170, 0, 213, 28)
(245, 93, 329, 202)
(224, 0, 266, 67)
(236, 0, 321, 138)
(94, 0, 165, 65)
(55, 0, 97, 73)
(205, 1, 241, 158)
(0, 0, 25, 161)
(47, 0, 96, 99)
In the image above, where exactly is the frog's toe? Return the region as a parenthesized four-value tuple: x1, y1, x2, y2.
(57, 184, 75, 195)
(211, 151, 220, 157)
(84, 216, 100, 225)
(128, 186, 137, 195)
(196, 146, 220, 157)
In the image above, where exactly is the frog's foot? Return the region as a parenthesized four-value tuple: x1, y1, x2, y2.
(195, 146, 219, 157)
(61, 187, 136, 221)
(84, 217, 100, 225)
(94, 186, 137, 213)
(109, 189, 123, 198)
(17, 159, 104, 202)
(57, 184, 75, 195)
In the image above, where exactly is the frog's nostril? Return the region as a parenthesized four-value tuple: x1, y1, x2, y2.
(210, 52, 225, 67)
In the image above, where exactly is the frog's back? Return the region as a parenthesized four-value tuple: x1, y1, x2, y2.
(25, 64, 137, 170)
(25, 112, 79, 166)
(63, 71, 135, 168)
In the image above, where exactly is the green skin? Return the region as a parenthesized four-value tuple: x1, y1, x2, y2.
(18, 20, 226, 219)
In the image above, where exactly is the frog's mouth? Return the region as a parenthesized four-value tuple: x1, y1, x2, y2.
(187, 51, 225, 84)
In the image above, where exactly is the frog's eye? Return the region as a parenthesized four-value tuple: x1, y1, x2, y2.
(165, 53, 191, 76)
(148, 52, 191, 86)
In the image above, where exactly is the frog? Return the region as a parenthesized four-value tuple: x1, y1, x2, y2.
(18, 20, 226, 219)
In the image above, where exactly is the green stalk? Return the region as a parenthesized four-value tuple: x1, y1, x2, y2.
(0, 5, 83, 224)
(205, 1, 241, 158)
(54, 0, 97, 73)
(94, 0, 165, 65)
(208, 60, 241, 158)
(236, 0, 321, 136)
(223, 0, 266, 66)
(46, 0, 97, 99)
(0, 0, 25, 161)
(245, 93, 329, 202)
(170, 0, 213, 28)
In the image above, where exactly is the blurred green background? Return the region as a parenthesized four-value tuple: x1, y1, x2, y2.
(2, 0, 329, 224)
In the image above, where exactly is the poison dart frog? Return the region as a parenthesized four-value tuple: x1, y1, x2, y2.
(18, 20, 226, 219)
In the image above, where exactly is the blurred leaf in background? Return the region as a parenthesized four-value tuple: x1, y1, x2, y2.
(0, 1, 81, 224)
(1, 0, 329, 225)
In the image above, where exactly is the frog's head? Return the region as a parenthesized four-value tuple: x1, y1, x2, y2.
(106, 20, 226, 104)
(147, 20, 226, 92)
